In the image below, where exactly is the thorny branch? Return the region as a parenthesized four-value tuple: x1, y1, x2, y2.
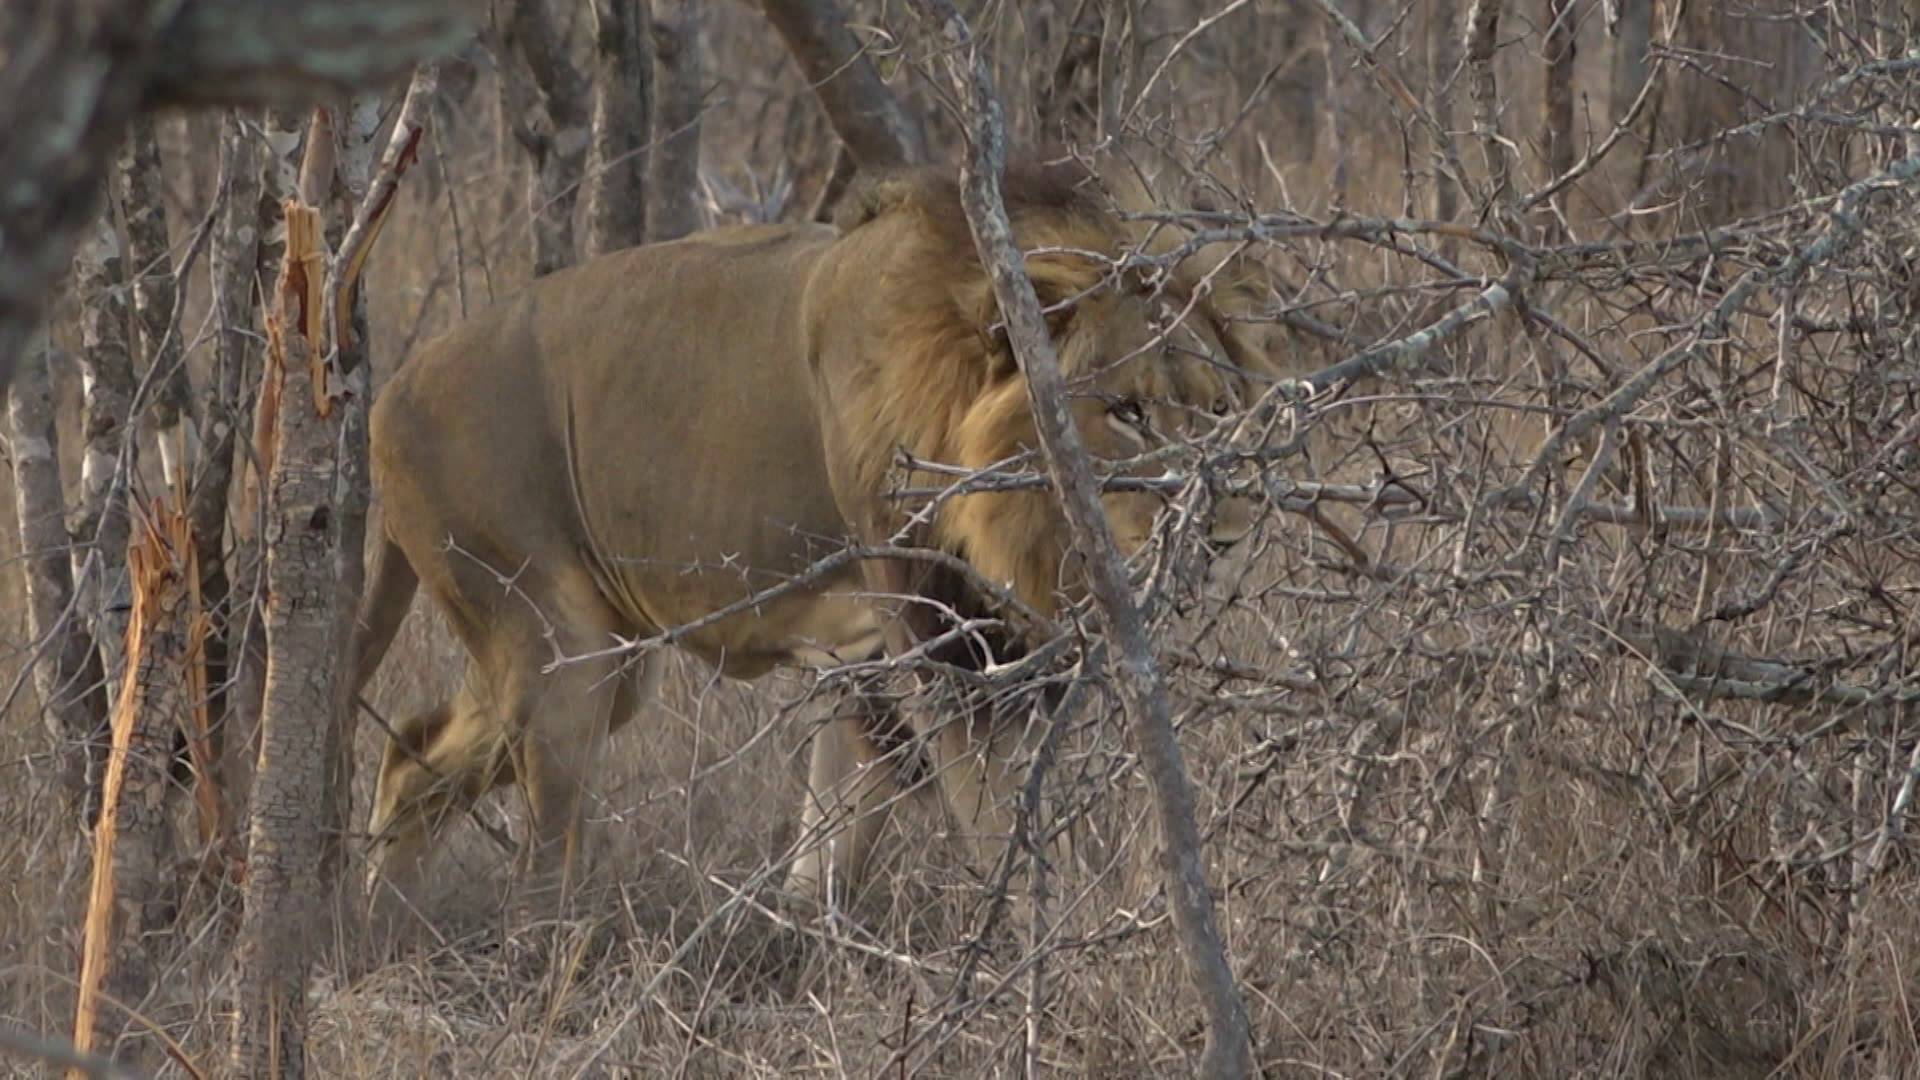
(902, 1, 1256, 1076)
(12, 2, 1920, 1075)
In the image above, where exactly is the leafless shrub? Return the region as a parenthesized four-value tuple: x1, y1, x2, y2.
(3, 1, 1919, 1077)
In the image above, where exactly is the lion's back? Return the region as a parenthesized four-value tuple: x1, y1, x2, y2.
(372, 220, 838, 471)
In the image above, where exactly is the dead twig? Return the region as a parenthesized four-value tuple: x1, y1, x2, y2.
(903, 1, 1254, 1073)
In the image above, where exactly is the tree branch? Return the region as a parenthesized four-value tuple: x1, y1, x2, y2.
(901, 1, 1255, 1075)
(0, 0, 473, 394)
(758, 0, 927, 168)
(146, 0, 475, 107)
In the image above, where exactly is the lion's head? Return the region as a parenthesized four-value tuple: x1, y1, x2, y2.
(363, 691, 512, 901)
(823, 161, 1286, 619)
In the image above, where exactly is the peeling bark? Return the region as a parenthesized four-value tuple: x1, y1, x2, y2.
(585, 0, 651, 256)
(6, 336, 109, 816)
(112, 114, 200, 491)
(70, 212, 139, 720)
(73, 498, 200, 1070)
(648, 0, 703, 242)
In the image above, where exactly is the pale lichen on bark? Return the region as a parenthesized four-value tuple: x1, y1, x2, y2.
(112, 114, 200, 488)
(6, 336, 109, 814)
(70, 211, 140, 713)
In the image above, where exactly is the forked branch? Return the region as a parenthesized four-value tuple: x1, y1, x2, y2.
(902, 1, 1255, 1075)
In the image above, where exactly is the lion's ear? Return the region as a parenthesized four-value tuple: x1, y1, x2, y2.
(963, 278, 1022, 380)
(963, 267, 1083, 381)
(834, 169, 932, 234)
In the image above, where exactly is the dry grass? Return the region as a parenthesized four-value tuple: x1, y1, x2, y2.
(3, 2, 1919, 1077)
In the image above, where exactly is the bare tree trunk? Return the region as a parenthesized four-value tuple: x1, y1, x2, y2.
(112, 115, 200, 491)
(226, 161, 347, 1072)
(222, 108, 307, 819)
(584, 0, 651, 256)
(501, 0, 590, 275)
(757, 0, 928, 168)
(1607, 0, 1653, 123)
(0, 0, 473, 396)
(191, 111, 268, 846)
(1541, 0, 1577, 235)
(70, 211, 139, 723)
(1428, 0, 1462, 264)
(147, 1, 475, 108)
(227, 71, 434, 1076)
(648, 0, 704, 241)
(72, 499, 200, 1069)
(322, 90, 388, 879)
(7, 335, 109, 816)
(1095, 0, 1144, 141)
(1657, 0, 1805, 222)
(224, 244, 342, 1078)
(1034, 3, 1100, 139)
(904, 2, 1254, 1075)
(1278, 10, 1323, 163)
(0, 0, 163, 401)
(1464, 0, 1511, 221)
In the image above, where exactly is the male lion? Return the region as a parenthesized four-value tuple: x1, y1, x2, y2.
(350, 161, 1284, 913)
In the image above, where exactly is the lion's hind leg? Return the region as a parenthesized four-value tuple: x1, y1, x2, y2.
(484, 568, 630, 923)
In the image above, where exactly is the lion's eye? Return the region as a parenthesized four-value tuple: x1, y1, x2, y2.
(1110, 399, 1147, 427)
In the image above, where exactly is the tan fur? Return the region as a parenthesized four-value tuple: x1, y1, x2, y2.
(351, 161, 1288, 912)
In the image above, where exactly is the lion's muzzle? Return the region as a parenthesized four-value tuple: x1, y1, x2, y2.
(1200, 495, 1261, 599)
(362, 810, 431, 904)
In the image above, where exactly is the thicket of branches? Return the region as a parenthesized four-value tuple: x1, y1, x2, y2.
(1, 0, 1919, 1076)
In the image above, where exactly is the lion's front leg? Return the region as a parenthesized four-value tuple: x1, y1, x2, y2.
(509, 655, 624, 923)
(493, 575, 632, 927)
(786, 683, 910, 907)
(924, 692, 1072, 893)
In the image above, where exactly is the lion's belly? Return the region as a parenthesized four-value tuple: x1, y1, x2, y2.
(625, 562, 885, 680)
(549, 223, 880, 680)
